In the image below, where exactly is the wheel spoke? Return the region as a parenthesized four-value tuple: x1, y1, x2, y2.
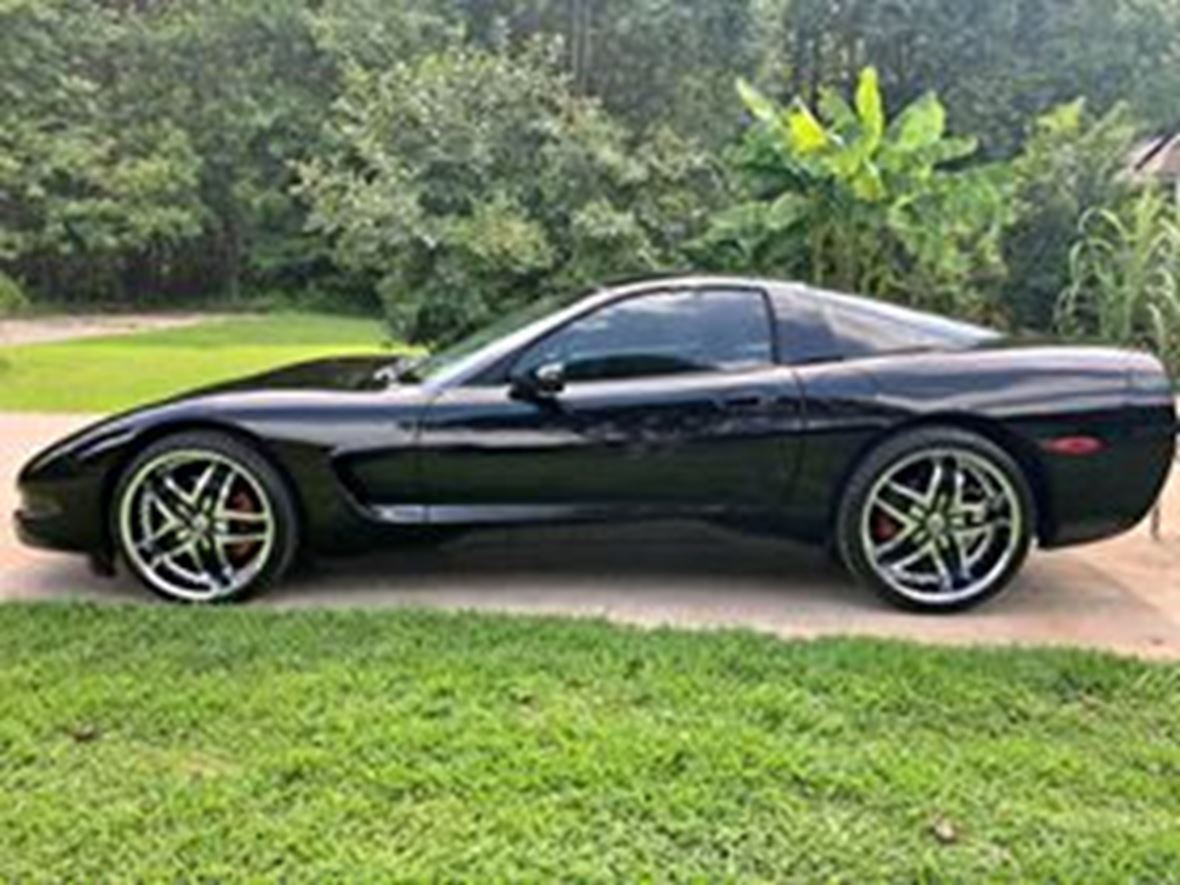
(950, 458, 967, 513)
(148, 535, 196, 570)
(215, 508, 269, 523)
(955, 527, 993, 571)
(189, 463, 218, 507)
(923, 459, 946, 507)
(193, 534, 232, 589)
(889, 542, 935, 573)
(875, 523, 919, 558)
(886, 545, 943, 588)
(150, 477, 192, 519)
(872, 496, 919, 531)
(216, 531, 269, 545)
(882, 479, 926, 510)
(135, 515, 182, 551)
(930, 537, 956, 591)
(143, 488, 182, 525)
(163, 474, 198, 509)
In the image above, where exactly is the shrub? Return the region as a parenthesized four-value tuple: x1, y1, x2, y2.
(0, 272, 28, 316)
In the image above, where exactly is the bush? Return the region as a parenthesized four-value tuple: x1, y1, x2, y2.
(0, 272, 28, 316)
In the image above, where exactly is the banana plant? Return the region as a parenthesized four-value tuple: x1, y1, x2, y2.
(703, 67, 1011, 320)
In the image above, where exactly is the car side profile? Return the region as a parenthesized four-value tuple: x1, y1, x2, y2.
(15, 275, 1177, 611)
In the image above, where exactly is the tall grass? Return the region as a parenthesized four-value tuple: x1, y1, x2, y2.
(1057, 187, 1180, 373)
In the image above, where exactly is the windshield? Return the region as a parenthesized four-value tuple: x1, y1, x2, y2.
(400, 293, 577, 384)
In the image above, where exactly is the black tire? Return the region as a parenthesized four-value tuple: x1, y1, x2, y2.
(111, 431, 299, 604)
(835, 426, 1035, 613)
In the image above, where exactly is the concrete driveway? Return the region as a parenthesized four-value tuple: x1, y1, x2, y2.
(3, 412, 1178, 659)
(0, 312, 236, 346)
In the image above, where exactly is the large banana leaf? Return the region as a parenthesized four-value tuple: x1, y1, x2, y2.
(855, 67, 884, 150)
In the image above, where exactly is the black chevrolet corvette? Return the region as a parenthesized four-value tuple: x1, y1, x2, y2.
(16, 276, 1177, 611)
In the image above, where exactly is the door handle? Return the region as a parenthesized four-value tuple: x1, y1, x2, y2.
(719, 393, 773, 410)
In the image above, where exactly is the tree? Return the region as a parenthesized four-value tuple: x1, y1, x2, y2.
(1002, 100, 1139, 331)
(298, 42, 721, 342)
(1, 0, 455, 307)
(0, 0, 204, 303)
(759, 0, 1180, 157)
(453, 0, 762, 145)
(3, 0, 1178, 320)
(700, 68, 1012, 321)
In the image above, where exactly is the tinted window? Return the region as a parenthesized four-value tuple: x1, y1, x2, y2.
(825, 298, 999, 357)
(767, 286, 840, 365)
(513, 288, 773, 382)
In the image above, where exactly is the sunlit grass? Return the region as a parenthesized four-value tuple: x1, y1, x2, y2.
(1, 603, 1178, 879)
(0, 313, 400, 413)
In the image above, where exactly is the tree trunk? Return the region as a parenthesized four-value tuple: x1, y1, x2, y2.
(223, 218, 243, 303)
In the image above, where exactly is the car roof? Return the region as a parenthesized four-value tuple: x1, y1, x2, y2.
(597, 275, 996, 340)
(597, 273, 787, 298)
(425, 274, 997, 389)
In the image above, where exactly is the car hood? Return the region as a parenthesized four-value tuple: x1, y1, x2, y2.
(192, 354, 408, 395)
(19, 355, 429, 479)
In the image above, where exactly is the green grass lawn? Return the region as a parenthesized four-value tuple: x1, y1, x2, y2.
(1, 604, 1177, 880)
(0, 312, 397, 413)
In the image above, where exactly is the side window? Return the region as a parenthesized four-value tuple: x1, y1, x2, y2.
(512, 288, 773, 383)
(768, 286, 840, 365)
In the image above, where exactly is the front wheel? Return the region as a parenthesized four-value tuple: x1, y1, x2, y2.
(836, 427, 1034, 613)
(112, 431, 299, 603)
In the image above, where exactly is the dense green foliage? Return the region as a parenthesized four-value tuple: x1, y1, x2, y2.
(2, 0, 1179, 349)
(1057, 190, 1180, 366)
(767, 0, 1180, 157)
(300, 42, 720, 341)
(0, 312, 392, 412)
(1004, 101, 1140, 331)
(2, 604, 1178, 878)
(701, 69, 1010, 321)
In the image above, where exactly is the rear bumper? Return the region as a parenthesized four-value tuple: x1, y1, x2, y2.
(1039, 412, 1176, 549)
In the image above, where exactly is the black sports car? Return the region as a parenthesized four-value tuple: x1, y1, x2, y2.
(15, 276, 1177, 611)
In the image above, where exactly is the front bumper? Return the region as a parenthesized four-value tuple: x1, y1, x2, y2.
(14, 505, 82, 554)
(13, 468, 107, 556)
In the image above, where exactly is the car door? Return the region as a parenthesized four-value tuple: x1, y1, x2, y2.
(414, 286, 805, 521)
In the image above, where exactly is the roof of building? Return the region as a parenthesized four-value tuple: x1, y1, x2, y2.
(1129, 133, 1180, 180)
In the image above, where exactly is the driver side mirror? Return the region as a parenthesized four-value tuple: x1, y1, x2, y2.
(510, 361, 566, 401)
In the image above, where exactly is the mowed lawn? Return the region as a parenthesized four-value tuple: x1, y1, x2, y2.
(0, 313, 396, 413)
(1, 604, 1177, 880)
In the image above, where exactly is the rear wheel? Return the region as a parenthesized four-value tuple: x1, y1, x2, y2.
(836, 427, 1034, 613)
(112, 431, 298, 603)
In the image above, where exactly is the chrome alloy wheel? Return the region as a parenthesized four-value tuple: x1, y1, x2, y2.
(118, 449, 276, 601)
(859, 447, 1023, 606)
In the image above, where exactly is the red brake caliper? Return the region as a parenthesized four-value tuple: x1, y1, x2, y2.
(227, 489, 260, 562)
(873, 512, 900, 542)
